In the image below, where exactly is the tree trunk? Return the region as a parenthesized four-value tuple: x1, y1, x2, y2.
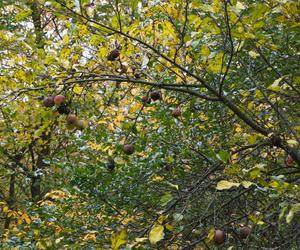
(4, 172, 16, 229)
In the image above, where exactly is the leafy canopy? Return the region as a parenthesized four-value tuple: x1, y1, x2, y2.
(0, 0, 299, 249)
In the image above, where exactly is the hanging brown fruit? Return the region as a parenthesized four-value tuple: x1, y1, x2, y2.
(150, 91, 161, 101)
(107, 49, 120, 61)
(141, 96, 151, 104)
(123, 144, 134, 155)
(171, 109, 181, 118)
(76, 120, 88, 130)
(213, 229, 226, 244)
(120, 64, 127, 73)
(54, 95, 65, 105)
(43, 96, 55, 107)
(66, 114, 78, 125)
(239, 226, 251, 239)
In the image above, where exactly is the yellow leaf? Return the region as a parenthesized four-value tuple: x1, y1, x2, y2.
(235, 41, 244, 52)
(128, 103, 142, 113)
(111, 229, 127, 250)
(77, 24, 89, 36)
(167, 182, 179, 190)
(55, 237, 64, 244)
(21, 213, 31, 224)
(157, 214, 167, 224)
(286, 203, 300, 224)
(152, 175, 164, 181)
(286, 209, 294, 224)
(216, 180, 240, 190)
(7, 211, 16, 218)
(165, 223, 174, 231)
(135, 237, 148, 243)
(3, 206, 9, 213)
(267, 76, 286, 91)
(207, 52, 224, 73)
(130, 237, 148, 247)
(207, 228, 215, 241)
(88, 142, 101, 150)
(287, 139, 298, 146)
(62, 35, 70, 45)
(270, 180, 280, 188)
(34, 230, 40, 236)
(121, 217, 134, 225)
(73, 85, 83, 94)
(212, 0, 221, 13)
(235, 125, 242, 133)
(244, 32, 255, 39)
(255, 89, 263, 98)
(231, 153, 239, 163)
(231, 1, 246, 14)
(89, 34, 104, 46)
(115, 157, 125, 164)
(97, 47, 108, 59)
(61, 47, 71, 58)
(83, 233, 97, 242)
(44, 190, 69, 200)
(15, 9, 32, 21)
(149, 224, 164, 245)
(36, 241, 46, 250)
(200, 46, 210, 57)
(131, 88, 140, 96)
(249, 50, 260, 58)
(242, 181, 254, 189)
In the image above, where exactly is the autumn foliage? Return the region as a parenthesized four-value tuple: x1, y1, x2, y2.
(0, 0, 299, 249)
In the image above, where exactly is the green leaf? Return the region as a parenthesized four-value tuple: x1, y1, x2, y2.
(173, 213, 183, 222)
(217, 150, 230, 162)
(15, 9, 32, 21)
(160, 193, 173, 206)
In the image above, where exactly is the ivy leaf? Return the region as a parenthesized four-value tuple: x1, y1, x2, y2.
(149, 225, 164, 245)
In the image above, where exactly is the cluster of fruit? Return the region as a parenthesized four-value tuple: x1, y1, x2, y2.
(141, 90, 181, 118)
(122, 90, 182, 156)
(214, 226, 251, 245)
(106, 48, 181, 155)
(43, 95, 88, 130)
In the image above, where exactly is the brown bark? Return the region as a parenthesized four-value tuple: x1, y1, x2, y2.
(30, 134, 50, 201)
(29, 0, 49, 201)
(4, 172, 16, 229)
(29, 1, 44, 49)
